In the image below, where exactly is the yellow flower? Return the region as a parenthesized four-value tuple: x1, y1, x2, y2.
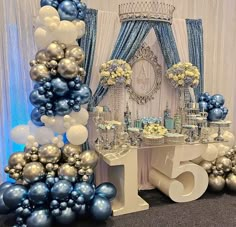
(107, 79, 115, 85)
(193, 79, 199, 85)
(178, 80, 184, 85)
(173, 75, 178, 81)
(185, 71, 194, 76)
(168, 73, 174, 79)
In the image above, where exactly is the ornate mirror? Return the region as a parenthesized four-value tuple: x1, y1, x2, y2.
(127, 43, 162, 104)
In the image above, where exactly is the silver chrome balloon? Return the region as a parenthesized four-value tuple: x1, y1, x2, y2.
(8, 152, 27, 168)
(200, 161, 212, 173)
(62, 144, 82, 160)
(46, 42, 65, 60)
(58, 163, 77, 182)
(57, 58, 79, 79)
(216, 156, 232, 172)
(208, 174, 225, 192)
(38, 144, 61, 164)
(80, 150, 98, 169)
(22, 162, 45, 183)
(30, 64, 50, 81)
(226, 173, 236, 191)
(65, 45, 85, 65)
(35, 50, 50, 64)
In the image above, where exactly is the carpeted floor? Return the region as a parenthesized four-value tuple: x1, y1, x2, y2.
(1, 189, 236, 227)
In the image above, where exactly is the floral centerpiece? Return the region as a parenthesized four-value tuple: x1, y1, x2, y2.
(143, 123, 167, 136)
(166, 62, 200, 88)
(100, 59, 132, 86)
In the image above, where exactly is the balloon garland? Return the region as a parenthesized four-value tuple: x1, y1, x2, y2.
(0, 1, 117, 226)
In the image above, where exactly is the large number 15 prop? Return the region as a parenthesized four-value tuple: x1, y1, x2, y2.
(149, 144, 208, 202)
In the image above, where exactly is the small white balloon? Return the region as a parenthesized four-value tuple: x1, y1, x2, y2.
(34, 127, 54, 145)
(39, 6, 59, 26)
(34, 27, 53, 49)
(73, 20, 86, 39)
(201, 144, 218, 161)
(215, 143, 230, 157)
(11, 125, 30, 144)
(223, 131, 235, 148)
(66, 125, 88, 145)
(70, 108, 89, 126)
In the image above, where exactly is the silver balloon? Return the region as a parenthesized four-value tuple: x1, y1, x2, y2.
(208, 174, 225, 192)
(38, 144, 61, 164)
(200, 161, 212, 173)
(226, 173, 236, 191)
(62, 144, 82, 160)
(30, 64, 50, 81)
(80, 150, 98, 169)
(57, 58, 79, 79)
(8, 152, 26, 168)
(35, 50, 50, 64)
(23, 162, 45, 183)
(216, 156, 232, 172)
(58, 164, 77, 182)
(46, 42, 65, 60)
(65, 46, 85, 65)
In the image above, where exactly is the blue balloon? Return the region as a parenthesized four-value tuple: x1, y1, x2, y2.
(198, 95, 205, 102)
(95, 183, 117, 201)
(3, 185, 28, 210)
(77, 11, 86, 20)
(28, 182, 49, 205)
(54, 99, 72, 116)
(222, 107, 229, 120)
(51, 77, 69, 97)
(74, 182, 95, 202)
(77, 2, 87, 11)
(70, 85, 92, 104)
(199, 101, 208, 112)
(0, 190, 11, 214)
(55, 207, 76, 224)
(75, 204, 87, 217)
(51, 180, 73, 201)
(211, 94, 225, 106)
(31, 108, 44, 126)
(210, 98, 217, 106)
(40, 0, 59, 8)
(26, 209, 52, 227)
(58, 1, 78, 21)
(90, 195, 112, 221)
(30, 89, 50, 107)
(207, 103, 214, 110)
(0, 182, 12, 192)
(208, 108, 223, 121)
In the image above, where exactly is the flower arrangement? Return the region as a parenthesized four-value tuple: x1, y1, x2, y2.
(166, 62, 200, 88)
(99, 59, 132, 86)
(143, 123, 167, 136)
(98, 120, 122, 130)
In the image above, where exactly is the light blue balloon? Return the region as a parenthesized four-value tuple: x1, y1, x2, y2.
(0, 182, 12, 192)
(95, 182, 117, 201)
(211, 94, 225, 106)
(199, 101, 208, 112)
(55, 207, 76, 224)
(51, 77, 69, 97)
(28, 182, 49, 205)
(207, 103, 214, 110)
(54, 99, 72, 116)
(0, 190, 11, 214)
(70, 85, 92, 104)
(3, 185, 28, 210)
(208, 108, 223, 121)
(30, 89, 50, 108)
(51, 180, 73, 201)
(26, 209, 52, 227)
(58, 1, 78, 21)
(40, 0, 59, 8)
(74, 182, 95, 202)
(198, 95, 205, 102)
(90, 195, 112, 221)
(31, 108, 44, 126)
(77, 11, 86, 20)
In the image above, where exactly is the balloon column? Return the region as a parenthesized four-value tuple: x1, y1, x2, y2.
(198, 92, 228, 121)
(200, 145, 236, 192)
(0, 1, 117, 226)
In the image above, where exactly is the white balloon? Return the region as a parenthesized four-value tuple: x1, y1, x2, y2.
(70, 108, 89, 126)
(201, 144, 218, 161)
(222, 131, 235, 148)
(53, 21, 77, 44)
(66, 125, 88, 145)
(73, 20, 86, 39)
(34, 27, 53, 49)
(34, 127, 55, 145)
(51, 116, 67, 134)
(28, 121, 39, 135)
(215, 143, 230, 157)
(39, 6, 59, 26)
(11, 125, 30, 144)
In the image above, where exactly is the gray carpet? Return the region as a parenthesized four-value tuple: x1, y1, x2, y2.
(1, 190, 236, 227)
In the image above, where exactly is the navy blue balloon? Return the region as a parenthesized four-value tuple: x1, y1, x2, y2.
(51, 180, 73, 201)
(90, 195, 112, 221)
(211, 94, 225, 106)
(58, 1, 78, 21)
(31, 108, 44, 126)
(55, 207, 76, 224)
(71, 85, 92, 104)
(77, 2, 87, 11)
(40, 0, 59, 8)
(51, 77, 69, 96)
(77, 11, 86, 20)
(198, 95, 205, 102)
(26, 209, 52, 227)
(199, 101, 208, 112)
(210, 98, 217, 106)
(0, 182, 12, 192)
(0, 190, 11, 214)
(54, 99, 72, 116)
(208, 108, 223, 121)
(74, 182, 95, 202)
(95, 183, 117, 201)
(30, 89, 50, 107)
(28, 182, 49, 205)
(207, 103, 214, 110)
(76, 204, 87, 217)
(3, 185, 28, 210)
(222, 107, 229, 120)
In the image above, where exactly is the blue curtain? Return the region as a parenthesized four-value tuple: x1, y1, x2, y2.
(153, 22, 180, 68)
(186, 19, 204, 96)
(89, 20, 152, 107)
(80, 9, 98, 86)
